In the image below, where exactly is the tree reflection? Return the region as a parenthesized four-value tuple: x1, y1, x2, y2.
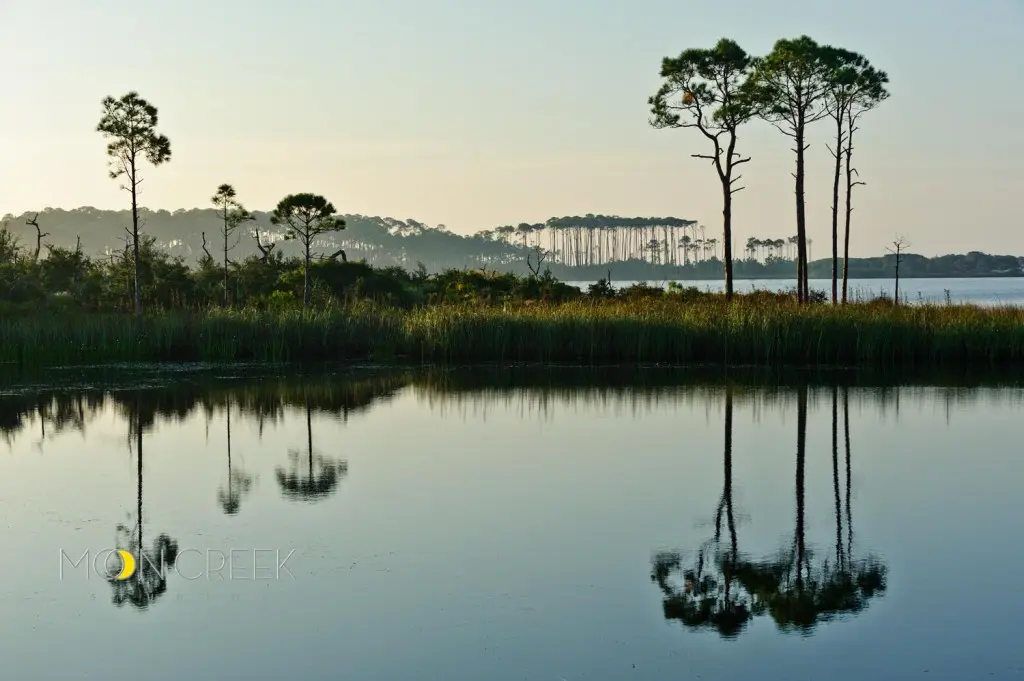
(276, 393, 349, 502)
(651, 385, 756, 637)
(107, 393, 179, 609)
(652, 384, 887, 637)
(217, 396, 256, 515)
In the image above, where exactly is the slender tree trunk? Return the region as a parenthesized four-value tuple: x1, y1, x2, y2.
(222, 209, 230, 308)
(303, 236, 311, 308)
(894, 253, 901, 305)
(130, 161, 142, 317)
(830, 114, 843, 304)
(842, 115, 856, 304)
(722, 180, 734, 300)
(794, 119, 808, 304)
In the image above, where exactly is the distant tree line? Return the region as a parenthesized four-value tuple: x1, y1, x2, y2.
(1, 211, 1018, 317)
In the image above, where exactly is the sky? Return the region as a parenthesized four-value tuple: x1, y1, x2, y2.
(1, 0, 1022, 256)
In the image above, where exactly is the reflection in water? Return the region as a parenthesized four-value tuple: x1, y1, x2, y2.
(651, 384, 752, 637)
(2, 365, 1023, 681)
(217, 398, 256, 515)
(276, 393, 349, 502)
(651, 382, 887, 637)
(108, 395, 179, 609)
(2, 369, 1010, 626)
(2, 367, 1024, 445)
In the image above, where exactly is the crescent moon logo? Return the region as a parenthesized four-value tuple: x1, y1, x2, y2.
(114, 550, 136, 580)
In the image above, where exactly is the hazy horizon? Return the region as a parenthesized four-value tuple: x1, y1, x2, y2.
(2, 0, 1022, 257)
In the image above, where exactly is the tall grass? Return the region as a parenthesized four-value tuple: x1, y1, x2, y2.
(2, 297, 1024, 367)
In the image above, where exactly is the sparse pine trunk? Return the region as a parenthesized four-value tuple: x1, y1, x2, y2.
(894, 253, 901, 305)
(130, 160, 142, 317)
(830, 113, 844, 304)
(722, 181, 734, 300)
(794, 116, 809, 304)
(222, 207, 230, 308)
(303, 232, 311, 308)
(842, 120, 856, 304)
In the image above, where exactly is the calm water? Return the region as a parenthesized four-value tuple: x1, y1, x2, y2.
(565, 277, 1024, 306)
(2, 367, 1023, 681)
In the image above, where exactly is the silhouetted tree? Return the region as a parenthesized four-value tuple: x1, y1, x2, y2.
(822, 50, 890, 304)
(823, 48, 864, 303)
(96, 92, 172, 317)
(841, 67, 890, 303)
(649, 39, 756, 299)
(25, 213, 48, 262)
(270, 194, 346, 307)
(211, 184, 253, 307)
(887, 236, 910, 304)
(750, 37, 832, 303)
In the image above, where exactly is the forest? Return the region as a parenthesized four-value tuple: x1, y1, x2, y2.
(2, 207, 1019, 286)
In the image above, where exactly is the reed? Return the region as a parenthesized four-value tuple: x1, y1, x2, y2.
(2, 296, 1023, 367)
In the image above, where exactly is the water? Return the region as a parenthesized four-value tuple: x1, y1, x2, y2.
(565, 277, 1024, 306)
(2, 366, 1023, 681)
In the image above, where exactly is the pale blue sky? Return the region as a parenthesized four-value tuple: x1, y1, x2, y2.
(1, 0, 1021, 255)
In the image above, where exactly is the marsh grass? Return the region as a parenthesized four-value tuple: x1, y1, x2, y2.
(2, 296, 1023, 367)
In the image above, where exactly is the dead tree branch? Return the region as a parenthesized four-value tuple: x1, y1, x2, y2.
(253, 229, 276, 262)
(26, 213, 49, 262)
(526, 246, 550, 277)
(201, 231, 213, 262)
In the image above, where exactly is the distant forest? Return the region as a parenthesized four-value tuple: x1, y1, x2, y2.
(3, 207, 1021, 279)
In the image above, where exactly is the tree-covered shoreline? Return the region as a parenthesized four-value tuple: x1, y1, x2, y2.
(3, 207, 1019, 283)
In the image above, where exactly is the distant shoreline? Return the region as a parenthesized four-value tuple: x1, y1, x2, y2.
(568, 273, 1024, 281)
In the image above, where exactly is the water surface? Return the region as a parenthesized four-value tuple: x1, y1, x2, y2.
(1, 368, 1022, 680)
(566, 277, 1024, 306)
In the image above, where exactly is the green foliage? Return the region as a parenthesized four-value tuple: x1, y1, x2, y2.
(96, 92, 172, 177)
(822, 48, 890, 120)
(270, 194, 346, 249)
(649, 38, 757, 133)
(270, 193, 348, 308)
(748, 36, 834, 127)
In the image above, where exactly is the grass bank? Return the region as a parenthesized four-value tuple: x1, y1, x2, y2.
(3, 295, 1023, 367)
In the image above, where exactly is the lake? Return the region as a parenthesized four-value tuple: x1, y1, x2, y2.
(2, 366, 1023, 681)
(564, 277, 1024, 306)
